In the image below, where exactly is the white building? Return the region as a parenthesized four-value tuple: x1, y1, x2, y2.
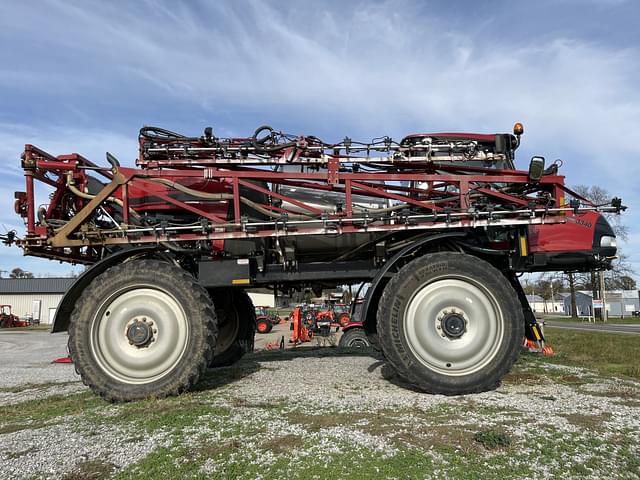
(0, 278, 74, 324)
(525, 294, 545, 313)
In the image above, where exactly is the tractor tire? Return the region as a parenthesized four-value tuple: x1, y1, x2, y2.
(256, 318, 272, 334)
(209, 289, 255, 368)
(68, 259, 217, 402)
(338, 328, 371, 348)
(377, 252, 523, 395)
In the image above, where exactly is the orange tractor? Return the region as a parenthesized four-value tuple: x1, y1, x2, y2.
(255, 306, 282, 334)
(332, 304, 351, 328)
(0, 305, 29, 328)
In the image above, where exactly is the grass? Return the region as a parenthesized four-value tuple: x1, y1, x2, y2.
(545, 315, 640, 324)
(3, 324, 51, 331)
(0, 381, 77, 393)
(473, 429, 512, 449)
(544, 327, 640, 379)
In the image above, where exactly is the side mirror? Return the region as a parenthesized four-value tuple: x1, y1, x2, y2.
(528, 156, 545, 182)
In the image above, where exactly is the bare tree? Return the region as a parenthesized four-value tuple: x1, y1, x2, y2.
(566, 185, 633, 320)
(567, 272, 578, 319)
(572, 185, 628, 241)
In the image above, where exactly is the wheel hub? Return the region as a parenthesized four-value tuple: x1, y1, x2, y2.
(435, 308, 467, 340)
(126, 318, 155, 347)
(441, 313, 466, 338)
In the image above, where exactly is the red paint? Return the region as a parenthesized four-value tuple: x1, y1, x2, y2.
(528, 211, 600, 253)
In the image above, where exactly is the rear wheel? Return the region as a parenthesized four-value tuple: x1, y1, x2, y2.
(339, 328, 371, 348)
(68, 259, 216, 402)
(377, 252, 522, 395)
(209, 289, 255, 368)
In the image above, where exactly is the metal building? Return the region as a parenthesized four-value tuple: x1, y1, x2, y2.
(0, 278, 74, 324)
(563, 290, 640, 317)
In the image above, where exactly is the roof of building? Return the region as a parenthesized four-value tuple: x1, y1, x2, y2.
(525, 294, 544, 302)
(0, 278, 74, 294)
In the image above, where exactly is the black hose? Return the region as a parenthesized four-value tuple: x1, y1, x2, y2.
(139, 126, 198, 142)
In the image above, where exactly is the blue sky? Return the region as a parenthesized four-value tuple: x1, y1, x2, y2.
(0, 0, 638, 283)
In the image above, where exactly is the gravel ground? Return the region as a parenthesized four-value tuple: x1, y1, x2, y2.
(1, 330, 639, 479)
(0, 331, 78, 388)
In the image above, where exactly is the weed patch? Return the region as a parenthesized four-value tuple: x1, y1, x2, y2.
(473, 429, 512, 449)
(62, 460, 116, 480)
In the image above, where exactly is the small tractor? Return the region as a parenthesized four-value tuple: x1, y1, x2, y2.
(4, 121, 624, 401)
(254, 306, 279, 334)
(0, 305, 30, 328)
(332, 304, 351, 328)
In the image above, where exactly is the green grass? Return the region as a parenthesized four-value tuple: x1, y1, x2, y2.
(3, 324, 51, 331)
(545, 315, 640, 324)
(543, 327, 640, 379)
(0, 381, 76, 393)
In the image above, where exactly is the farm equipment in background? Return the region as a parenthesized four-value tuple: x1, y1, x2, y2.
(289, 306, 312, 344)
(255, 306, 279, 334)
(290, 303, 342, 345)
(310, 305, 341, 342)
(332, 304, 351, 328)
(6, 120, 624, 401)
(0, 305, 30, 328)
(338, 321, 371, 348)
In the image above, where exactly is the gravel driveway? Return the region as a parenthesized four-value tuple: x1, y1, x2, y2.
(1, 330, 638, 479)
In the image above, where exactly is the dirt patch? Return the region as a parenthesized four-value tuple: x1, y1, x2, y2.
(502, 372, 541, 386)
(561, 412, 612, 430)
(286, 411, 366, 432)
(262, 434, 304, 454)
(196, 438, 242, 459)
(61, 460, 116, 480)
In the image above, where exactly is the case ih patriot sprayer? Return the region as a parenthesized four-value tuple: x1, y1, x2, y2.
(4, 122, 623, 401)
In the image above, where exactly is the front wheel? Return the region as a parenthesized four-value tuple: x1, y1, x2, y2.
(68, 259, 217, 402)
(377, 252, 523, 395)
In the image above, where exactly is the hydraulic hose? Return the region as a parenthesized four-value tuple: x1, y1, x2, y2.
(65, 173, 141, 221)
(147, 178, 313, 220)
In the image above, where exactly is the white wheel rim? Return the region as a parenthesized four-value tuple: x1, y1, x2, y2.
(90, 287, 189, 384)
(403, 276, 504, 376)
